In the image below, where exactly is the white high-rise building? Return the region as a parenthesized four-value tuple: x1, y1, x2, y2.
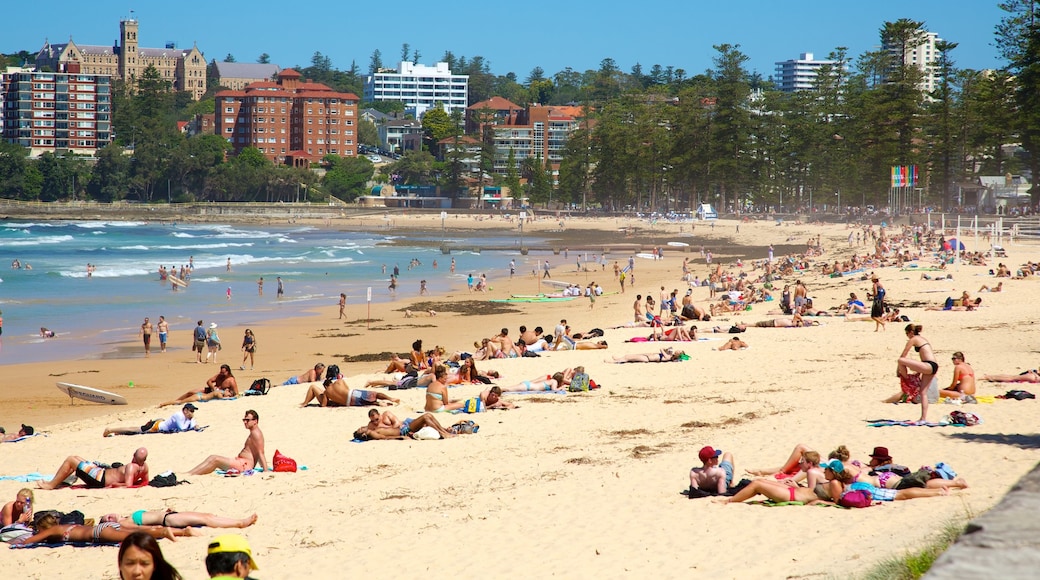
(364, 62, 469, 118)
(883, 29, 943, 94)
(773, 52, 838, 92)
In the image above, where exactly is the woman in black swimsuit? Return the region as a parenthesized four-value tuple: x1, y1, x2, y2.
(897, 324, 937, 423)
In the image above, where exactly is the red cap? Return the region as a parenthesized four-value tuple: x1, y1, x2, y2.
(698, 446, 722, 462)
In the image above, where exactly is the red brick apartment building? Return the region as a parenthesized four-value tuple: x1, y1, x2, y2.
(215, 69, 359, 166)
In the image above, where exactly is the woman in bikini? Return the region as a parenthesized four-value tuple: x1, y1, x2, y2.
(897, 324, 938, 423)
(855, 448, 970, 491)
(718, 453, 834, 505)
(940, 351, 976, 400)
(101, 509, 258, 530)
(239, 329, 256, 371)
(12, 513, 191, 546)
(424, 365, 452, 412)
(606, 347, 683, 364)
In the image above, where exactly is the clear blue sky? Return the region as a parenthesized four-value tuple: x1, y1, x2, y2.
(6, 1, 1007, 80)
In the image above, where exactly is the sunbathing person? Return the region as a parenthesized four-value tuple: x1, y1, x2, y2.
(361, 408, 404, 430)
(424, 365, 453, 412)
(656, 326, 695, 341)
(352, 413, 456, 440)
(689, 446, 735, 497)
(300, 378, 399, 407)
(753, 313, 816, 327)
(837, 457, 953, 502)
(719, 454, 834, 505)
(187, 410, 267, 475)
(37, 448, 149, 490)
(11, 513, 191, 547)
(104, 404, 198, 437)
(101, 509, 258, 530)
(160, 365, 239, 406)
(1, 488, 33, 527)
(857, 446, 970, 491)
(982, 368, 1040, 383)
(978, 282, 1003, 293)
(1, 424, 35, 442)
(715, 337, 749, 351)
(941, 351, 977, 400)
(495, 376, 563, 393)
(282, 363, 325, 385)
(606, 347, 684, 363)
(925, 297, 982, 311)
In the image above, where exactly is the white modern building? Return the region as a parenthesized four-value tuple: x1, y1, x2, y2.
(773, 52, 838, 92)
(364, 62, 468, 118)
(883, 29, 943, 94)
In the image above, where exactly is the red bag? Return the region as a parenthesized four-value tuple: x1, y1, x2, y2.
(272, 449, 297, 473)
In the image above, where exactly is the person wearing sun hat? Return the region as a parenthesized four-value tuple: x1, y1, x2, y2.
(206, 533, 259, 578)
(688, 446, 735, 497)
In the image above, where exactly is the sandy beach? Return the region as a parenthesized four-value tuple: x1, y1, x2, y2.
(3, 213, 1038, 579)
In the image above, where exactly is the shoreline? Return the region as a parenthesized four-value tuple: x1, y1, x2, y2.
(5, 213, 1039, 578)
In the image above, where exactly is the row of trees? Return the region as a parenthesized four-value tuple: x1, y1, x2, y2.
(1, 5, 1038, 210)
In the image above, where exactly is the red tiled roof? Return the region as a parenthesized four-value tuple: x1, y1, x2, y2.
(468, 96, 523, 111)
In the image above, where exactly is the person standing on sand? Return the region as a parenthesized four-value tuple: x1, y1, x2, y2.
(339, 293, 347, 319)
(157, 315, 168, 353)
(276, 276, 284, 298)
(140, 317, 154, 357)
(206, 323, 221, 364)
(193, 320, 207, 363)
(187, 410, 268, 475)
(509, 259, 516, 279)
(869, 274, 887, 331)
(543, 260, 551, 278)
(897, 324, 937, 424)
(240, 329, 256, 370)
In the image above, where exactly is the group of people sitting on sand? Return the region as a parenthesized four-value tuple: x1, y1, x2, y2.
(687, 443, 967, 507)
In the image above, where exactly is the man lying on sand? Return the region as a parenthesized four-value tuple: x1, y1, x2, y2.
(104, 404, 198, 437)
(282, 363, 325, 385)
(300, 377, 399, 407)
(353, 412, 456, 440)
(37, 447, 149, 490)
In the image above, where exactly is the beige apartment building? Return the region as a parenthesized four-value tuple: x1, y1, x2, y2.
(35, 18, 207, 100)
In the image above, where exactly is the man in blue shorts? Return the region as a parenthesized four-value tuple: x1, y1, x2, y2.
(689, 446, 735, 497)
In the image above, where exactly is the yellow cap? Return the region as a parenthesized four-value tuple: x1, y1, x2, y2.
(207, 534, 258, 570)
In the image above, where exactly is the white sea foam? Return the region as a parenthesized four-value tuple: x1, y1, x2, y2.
(6, 235, 75, 247)
(118, 242, 254, 251)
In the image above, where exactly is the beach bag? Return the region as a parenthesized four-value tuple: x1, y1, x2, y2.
(460, 398, 484, 414)
(390, 375, 418, 390)
(569, 372, 591, 392)
(149, 472, 181, 488)
(1004, 389, 1036, 400)
(325, 364, 341, 382)
(949, 411, 981, 426)
(245, 378, 271, 396)
(194, 326, 207, 342)
(839, 489, 873, 508)
(900, 374, 922, 403)
(449, 420, 479, 435)
(272, 450, 298, 472)
(412, 426, 441, 440)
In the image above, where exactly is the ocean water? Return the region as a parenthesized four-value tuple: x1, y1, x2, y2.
(0, 220, 540, 364)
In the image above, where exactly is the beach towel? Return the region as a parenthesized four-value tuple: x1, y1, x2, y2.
(866, 419, 955, 427)
(0, 433, 44, 443)
(0, 473, 50, 483)
(10, 541, 119, 549)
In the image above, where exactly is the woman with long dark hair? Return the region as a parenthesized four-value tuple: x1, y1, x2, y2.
(118, 531, 183, 580)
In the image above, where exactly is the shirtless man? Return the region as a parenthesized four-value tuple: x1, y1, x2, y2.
(688, 446, 735, 497)
(792, 280, 808, 312)
(353, 413, 456, 440)
(715, 336, 749, 351)
(299, 377, 399, 407)
(442, 385, 518, 412)
(753, 313, 814, 328)
(160, 364, 239, 406)
(519, 325, 541, 346)
(633, 295, 645, 323)
(157, 315, 169, 353)
(1, 424, 34, 442)
(140, 317, 154, 356)
(363, 408, 403, 430)
(282, 363, 325, 386)
(187, 410, 268, 475)
(38, 447, 149, 490)
(493, 328, 521, 357)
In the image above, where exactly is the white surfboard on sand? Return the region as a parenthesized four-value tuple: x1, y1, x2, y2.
(542, 279, 573, 288)
(667, 241, 690, 247)
(636, 253, 657, 259)
(56, 382, 127, 405)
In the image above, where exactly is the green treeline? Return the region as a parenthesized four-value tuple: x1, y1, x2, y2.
(1, 6, 1038, 210)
